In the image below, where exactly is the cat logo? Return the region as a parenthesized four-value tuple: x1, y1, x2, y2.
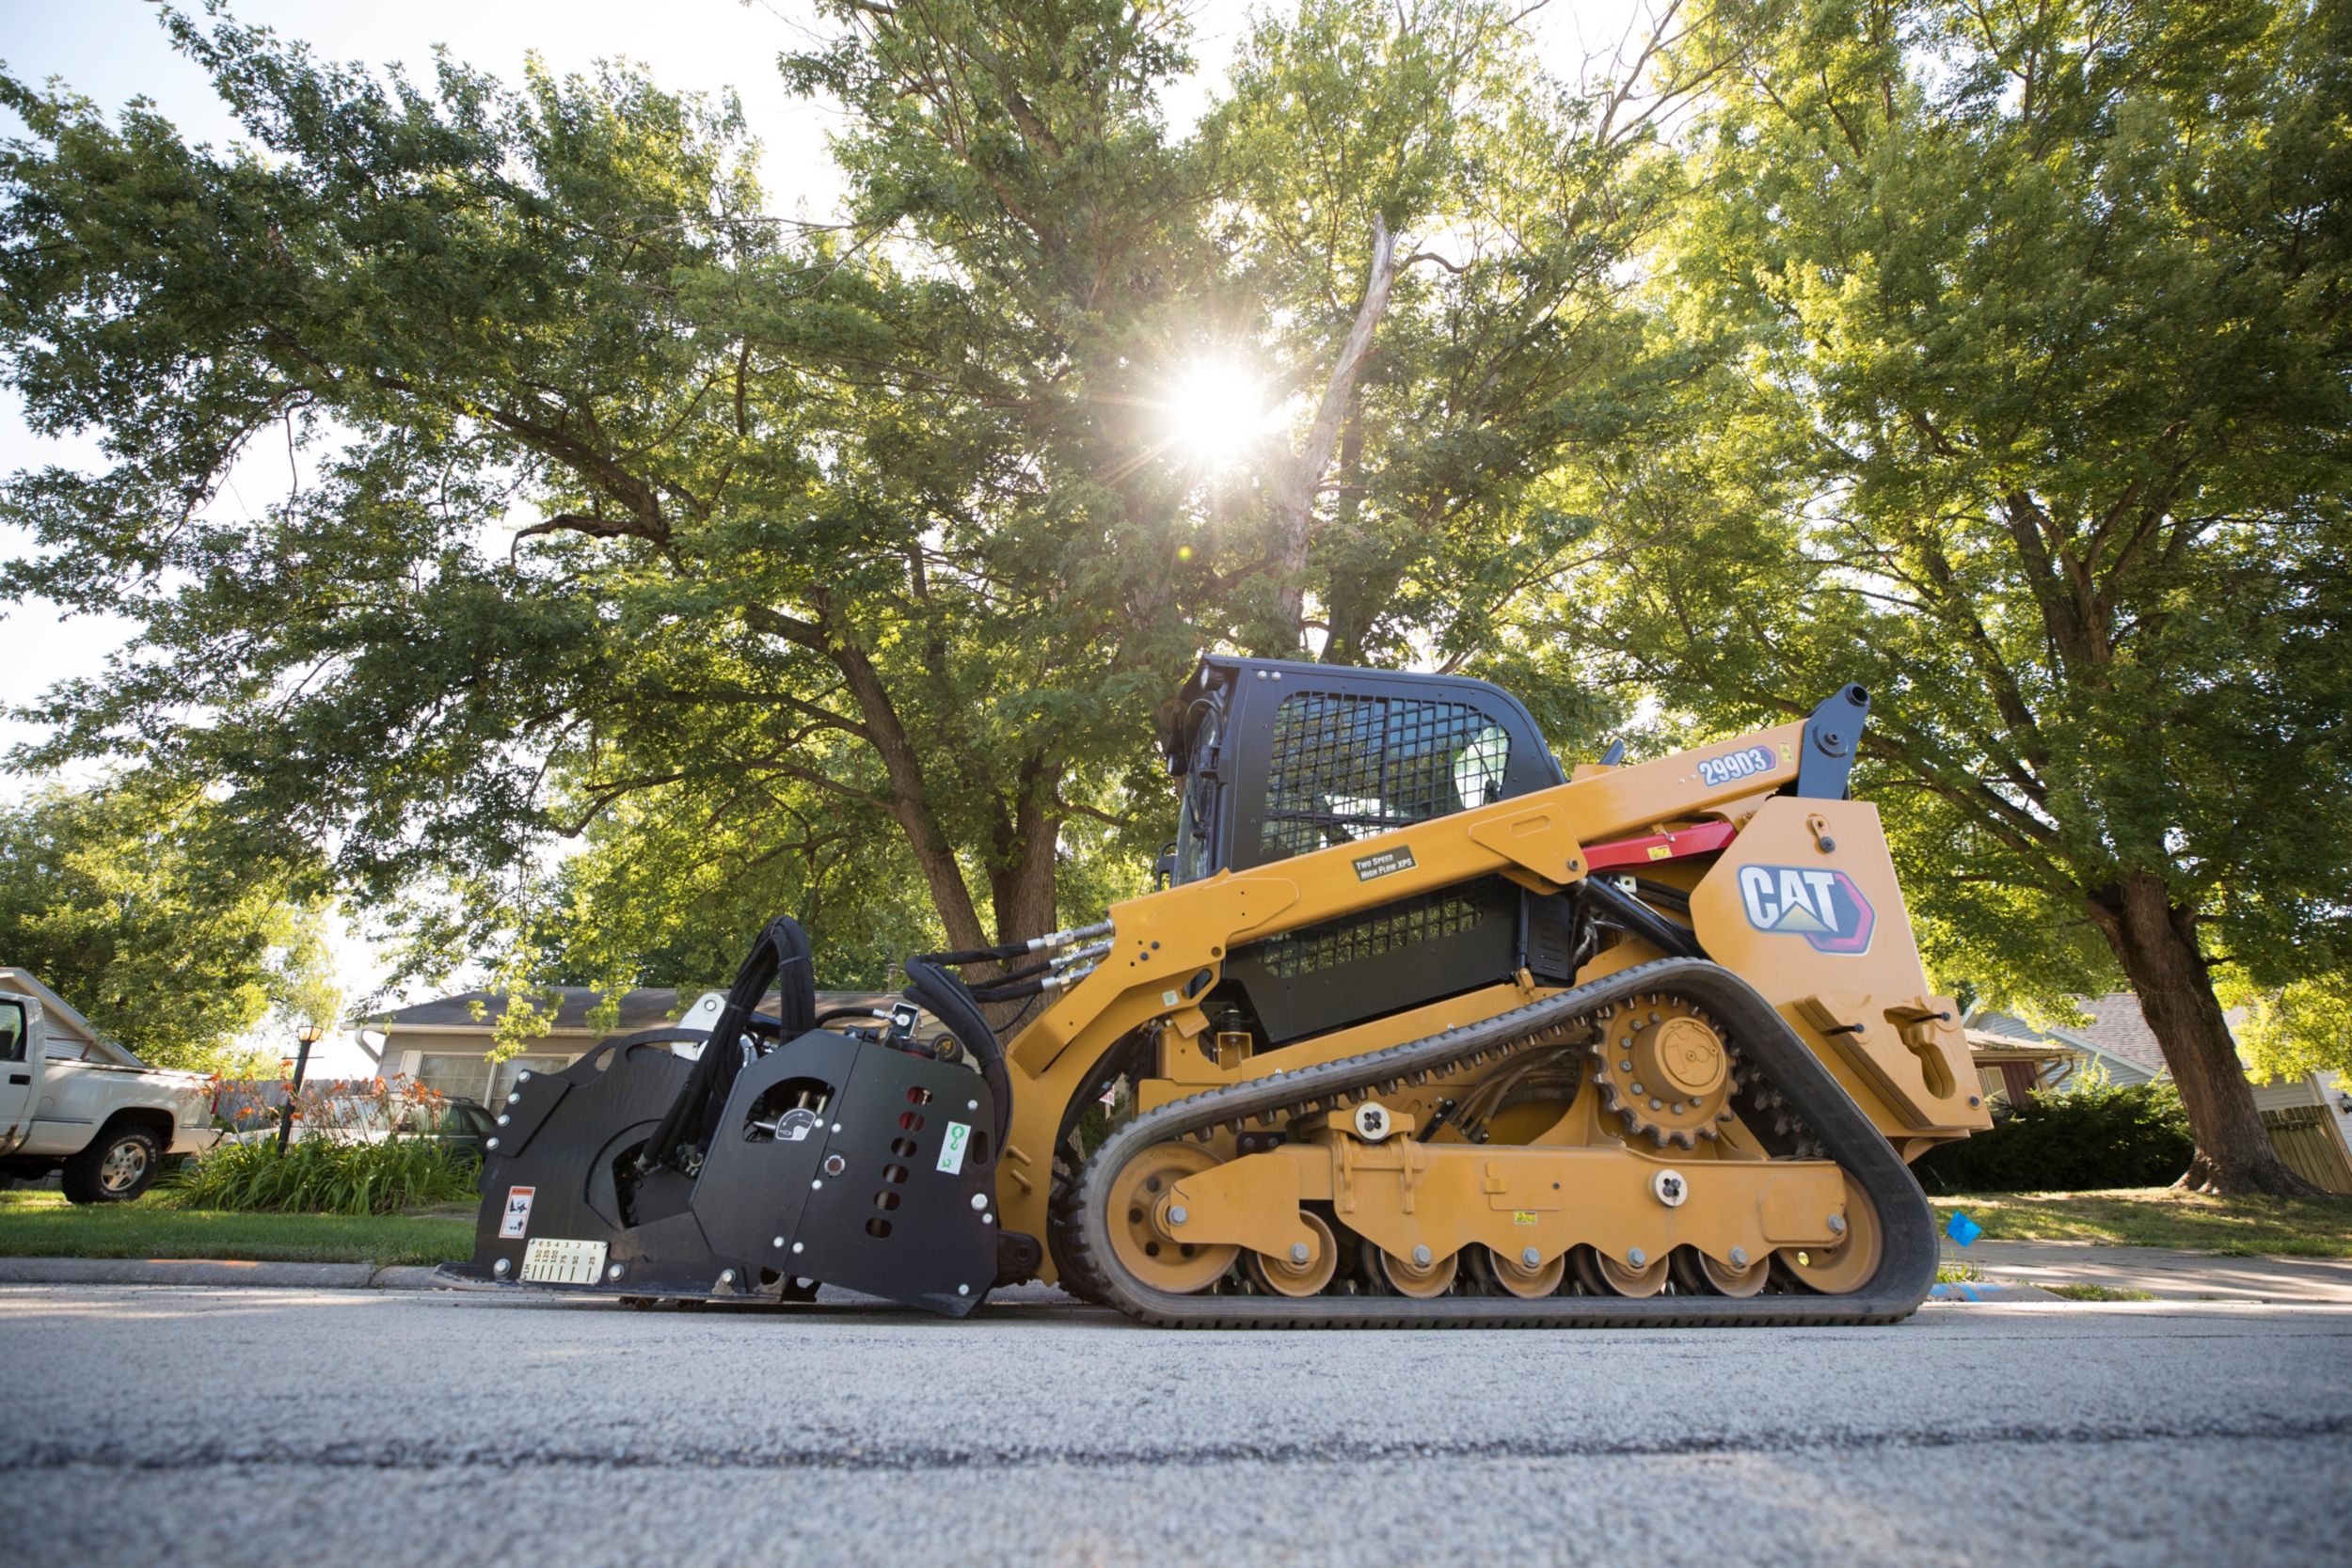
(1736, 864, 1875, 955)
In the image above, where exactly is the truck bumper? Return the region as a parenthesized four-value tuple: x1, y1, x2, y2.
(170, 1126, 223, 1157)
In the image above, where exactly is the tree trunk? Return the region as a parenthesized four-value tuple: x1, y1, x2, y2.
(2095, 872, 2320, 1197)
(1319, 401, 1375, 664)
(1266, 214, 1402, 650)
(986, 754, 1063, 947)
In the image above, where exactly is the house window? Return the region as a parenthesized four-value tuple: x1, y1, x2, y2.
(416, 1053, 494, 1102)
(414, 1051, 575, 1105)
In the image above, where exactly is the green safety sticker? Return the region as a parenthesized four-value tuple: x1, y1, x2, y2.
(937, 1120, 972, 1176)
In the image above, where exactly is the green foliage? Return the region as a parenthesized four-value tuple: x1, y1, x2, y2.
(0, 776, 332, 1069)
(1928, 1187, 2352, 1256)
(167, 1136, 479, 1215)
(1200, 0, 1689, 665)
(1912, 1078, 2195, 1193)
(2, 0, 2346, 1191)
(1574, 0, 2352, 1003)
(1530, 0, 2352, 1185)
(529, 785, 951, 995)
(0, 1, 1683, 985)
(0, 1190, 470, 1265)
(2218, 968, 2352, 1082)
(2045, 1283, 2157, 1302)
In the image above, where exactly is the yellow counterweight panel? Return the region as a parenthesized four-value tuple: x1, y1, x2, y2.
(1687, 798, 1991, 1137)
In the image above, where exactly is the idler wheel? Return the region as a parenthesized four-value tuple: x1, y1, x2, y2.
(1574, 1242, 1669, 1297)
(1370, 1240, 1460, 1298)
(1105, 1142, 1237, 1294)
(1776, 1173, 1883, 1295)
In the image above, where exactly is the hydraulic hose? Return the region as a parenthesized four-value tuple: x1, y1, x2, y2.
(902, 958, 1013, 1153)
(1581, 875, 1706, 961)
(638, 915, 816, 1172)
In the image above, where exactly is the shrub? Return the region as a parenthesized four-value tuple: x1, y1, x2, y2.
(1912, 1076, 2194, 1193)
(167, 1135, 479, 1215)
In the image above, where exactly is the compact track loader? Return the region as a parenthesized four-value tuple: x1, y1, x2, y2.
(453, 657, 1990, 1325)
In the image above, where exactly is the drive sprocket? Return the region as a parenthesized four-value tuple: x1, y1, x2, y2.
(1584, 993, 1735, 1148)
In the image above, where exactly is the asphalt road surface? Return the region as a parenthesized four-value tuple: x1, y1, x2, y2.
(5, 1284, 2345, 1567)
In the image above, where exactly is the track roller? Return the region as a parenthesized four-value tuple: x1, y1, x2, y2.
(1371, 1240, 1459, 1298)
(1248, 1212, 1340, 1297)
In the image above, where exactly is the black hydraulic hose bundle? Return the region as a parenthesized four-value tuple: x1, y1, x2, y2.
(1581, 874, 1706, 961)
(638, 915, 816, 1172)
(902, 958, 1014, 1151)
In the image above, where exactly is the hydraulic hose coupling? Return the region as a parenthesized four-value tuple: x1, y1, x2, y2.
(1025, 918, 1114, 954)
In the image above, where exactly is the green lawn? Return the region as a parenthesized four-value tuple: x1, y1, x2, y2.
(0, 1190, 475, 1266)
(1931, 1188, 2352, 1258)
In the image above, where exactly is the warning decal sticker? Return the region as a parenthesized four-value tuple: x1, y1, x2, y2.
(499, 1185, 536, 1240)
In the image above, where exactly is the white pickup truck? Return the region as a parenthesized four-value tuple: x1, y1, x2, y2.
(0, 975, 221, 1203)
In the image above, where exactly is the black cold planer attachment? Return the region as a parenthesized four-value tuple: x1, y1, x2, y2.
(446, 917, 1030, 1314)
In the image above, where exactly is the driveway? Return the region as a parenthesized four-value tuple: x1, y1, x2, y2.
(4, 1284, 2346, 1565)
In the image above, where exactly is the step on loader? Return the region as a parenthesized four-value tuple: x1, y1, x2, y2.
(449, 657, 1990, 1325)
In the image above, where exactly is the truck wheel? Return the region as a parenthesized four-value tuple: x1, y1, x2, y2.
(61, 1124, 165, 1204)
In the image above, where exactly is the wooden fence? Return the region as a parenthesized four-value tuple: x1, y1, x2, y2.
(2261, 1105, 2352, 1195)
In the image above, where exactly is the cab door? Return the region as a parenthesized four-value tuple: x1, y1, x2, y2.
(0, 996, 38, 1155)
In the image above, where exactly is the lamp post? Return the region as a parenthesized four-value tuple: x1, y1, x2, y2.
(278, 1021, 325, 1154)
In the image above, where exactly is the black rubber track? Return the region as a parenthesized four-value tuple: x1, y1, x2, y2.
(1066, 957, 1938, 1328)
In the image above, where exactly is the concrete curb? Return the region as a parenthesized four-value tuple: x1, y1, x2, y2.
(1927, 1280, 2062, 1303)
(0, 1257, 459, 1291)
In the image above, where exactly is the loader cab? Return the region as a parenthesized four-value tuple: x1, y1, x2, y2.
(1161, 657, 1573, 1046)
(1163, 656, 1564, 886)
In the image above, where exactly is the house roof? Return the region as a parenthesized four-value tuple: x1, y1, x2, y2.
(1965, 1026, 2079, 1062)
(1965, 996, 2172, 1082)
(374, 986, 913, 1037)
(2066, 992, 2172, 1078)
(375, 987, 691, 1035)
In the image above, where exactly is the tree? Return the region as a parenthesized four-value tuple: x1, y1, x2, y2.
(0, 778, 331, 1069)
(0, 4, 1203, 974)
(1196, 0, 1716, 670)
(1558, 0, 2352, 1192)
(0, 1, 1691, 982)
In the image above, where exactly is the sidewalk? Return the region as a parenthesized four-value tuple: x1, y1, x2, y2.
(1963, 1240, 2352, 1304)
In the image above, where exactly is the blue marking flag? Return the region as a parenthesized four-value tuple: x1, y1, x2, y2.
(1946, 1210, 1983, 1248)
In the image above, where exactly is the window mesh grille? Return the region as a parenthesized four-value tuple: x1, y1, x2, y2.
(1259, 691, 1511, 862)
(1253, 890, 1491, 980)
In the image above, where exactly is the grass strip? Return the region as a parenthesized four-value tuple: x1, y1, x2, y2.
(1931, 1187, 2352, 1258)
(0, 1191, 472, 1266)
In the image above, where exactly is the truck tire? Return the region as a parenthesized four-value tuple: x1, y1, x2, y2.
(61, 1123, 165, 1204)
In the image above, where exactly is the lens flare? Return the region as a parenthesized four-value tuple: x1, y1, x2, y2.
(1162, 360, 1273, 469)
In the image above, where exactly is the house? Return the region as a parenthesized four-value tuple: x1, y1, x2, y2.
(372, 986, 913, 1105)
(372, 988, 692, 1106)
(1965, 995, 2165, 1090)
(1963, 1025, 2085, 1108)
(1963, 990, 2352, 1191)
